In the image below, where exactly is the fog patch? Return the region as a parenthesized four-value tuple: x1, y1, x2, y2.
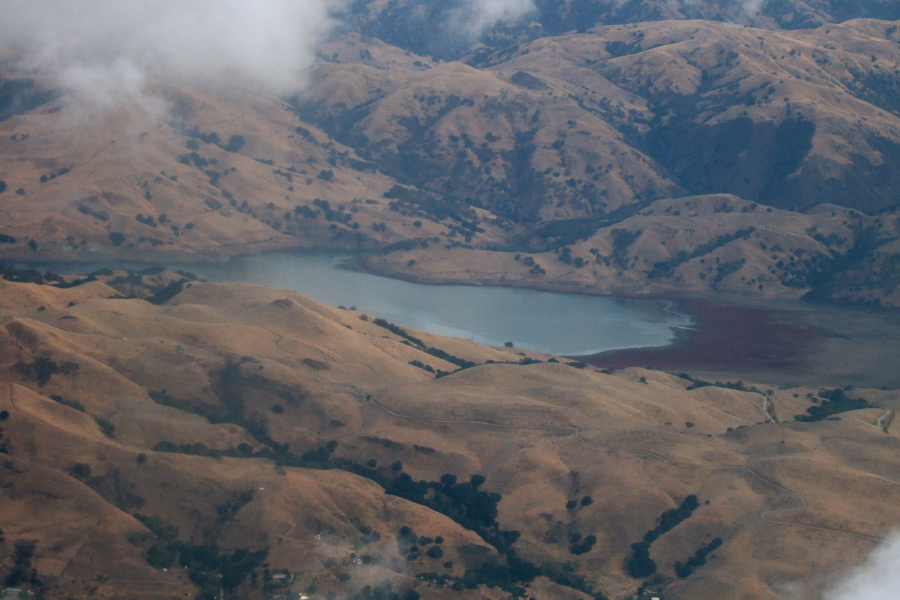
(742, 0, 765, 15)
(0, 0, 344, 111)
(822, 532, 900, 600)
(451, 0, 536, 39)
(680, 0, 765, 18)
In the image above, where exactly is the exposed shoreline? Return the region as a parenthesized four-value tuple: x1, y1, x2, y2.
(354, 257, 900, 388)
(10, 247, 900, 388)
(354, 254, 876, 388)
(581, 297, 820, 372)
(354, 256, 828, 376)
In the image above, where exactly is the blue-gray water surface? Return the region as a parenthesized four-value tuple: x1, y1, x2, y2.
(40, 252, 693, 356)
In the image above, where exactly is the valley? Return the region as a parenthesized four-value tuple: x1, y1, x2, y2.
(0, 1, 898, 599)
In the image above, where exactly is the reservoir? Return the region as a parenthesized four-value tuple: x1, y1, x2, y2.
(37, 251, 693, 356)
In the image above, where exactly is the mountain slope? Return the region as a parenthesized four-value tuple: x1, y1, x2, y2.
(1, 15, 899, 306)
(0, 274, 897, 600)
(352, 0, 900, 59)
(306, 19, 900, 217)
(364, 194, 900, 305)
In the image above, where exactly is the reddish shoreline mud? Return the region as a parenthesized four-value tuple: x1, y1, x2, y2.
(583, 298, 821, 371)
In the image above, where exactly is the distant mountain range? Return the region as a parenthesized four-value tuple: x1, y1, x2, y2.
(354, 0, 900, 59)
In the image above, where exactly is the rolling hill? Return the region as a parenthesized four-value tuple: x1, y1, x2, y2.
(0, 273, 897, 600)
(1, 16, 899, 305)
(1, 2, 899, 600)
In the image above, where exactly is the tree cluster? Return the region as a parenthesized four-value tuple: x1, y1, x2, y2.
(674, 537, 723, 578)
(626, 495, 701, 578)
(795, 388, 873, 421)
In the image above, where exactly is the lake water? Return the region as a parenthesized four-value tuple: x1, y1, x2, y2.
(39, 252, 694, 356)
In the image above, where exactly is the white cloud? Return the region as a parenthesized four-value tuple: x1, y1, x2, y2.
(462, 0, 536, 36)
(681, 0, 765, 17)
(823, 532, 900, 600)
(449, 0, 536, 41)
(742, 0, 765, 15)
(0, 0, 344, 108)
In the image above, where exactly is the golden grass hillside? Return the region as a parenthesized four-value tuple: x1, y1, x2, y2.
(306, 19, 900, 217)
(363, 194, 900, 303)
(0, 274, 896, 600)
(0, 74, 504, 263)
(2, 18, 900, 305)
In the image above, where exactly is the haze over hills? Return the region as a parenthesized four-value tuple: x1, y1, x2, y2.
(354, 0, 900, 58)
(0, 2, 899, 600)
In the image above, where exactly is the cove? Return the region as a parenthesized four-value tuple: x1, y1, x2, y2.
(38, 251, 694, 356)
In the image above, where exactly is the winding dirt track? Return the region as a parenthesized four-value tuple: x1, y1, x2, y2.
(760, 393, 778, 424)
(876, 409, 894, 433)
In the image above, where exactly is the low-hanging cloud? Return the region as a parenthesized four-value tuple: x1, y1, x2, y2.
(742, 0, 765, 15)
(682, 0, 765, 16)
(454, 0, 536, 38)
(0, 0, 344, 107)
(822, 532, 900, 600)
